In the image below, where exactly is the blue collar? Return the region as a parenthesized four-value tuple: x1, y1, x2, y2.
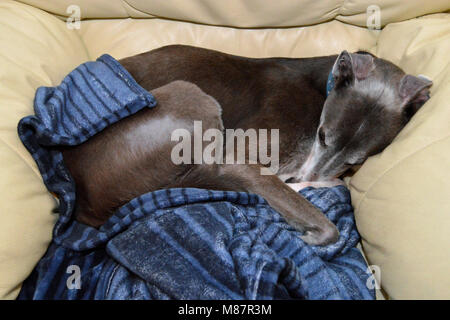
(326, 70, 335, 97)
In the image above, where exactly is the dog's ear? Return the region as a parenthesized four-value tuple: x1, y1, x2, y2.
(332, 50, 375, 87)
(399, 74, 433, 119)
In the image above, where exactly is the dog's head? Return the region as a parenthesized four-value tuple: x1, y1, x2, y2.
(298, 50, 432, 181)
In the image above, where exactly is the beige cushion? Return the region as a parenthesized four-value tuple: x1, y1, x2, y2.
(0, 0, 89, 299)
(350, 15, 450, 299)
(17, 0, 450, 28)
(78, 18, 378, 60)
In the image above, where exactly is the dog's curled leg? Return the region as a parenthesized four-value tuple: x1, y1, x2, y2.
(214, 164, 339, 246)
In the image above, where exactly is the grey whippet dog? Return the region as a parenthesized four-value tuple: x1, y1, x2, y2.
(61, 46, 432, 245)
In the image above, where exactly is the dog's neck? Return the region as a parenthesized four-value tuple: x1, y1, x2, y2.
(281, 55, 338, 97)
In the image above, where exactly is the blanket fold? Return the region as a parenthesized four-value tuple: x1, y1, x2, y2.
(17, 55, 374, 300)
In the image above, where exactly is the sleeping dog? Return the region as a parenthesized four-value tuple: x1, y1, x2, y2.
(61, 46, 432, 245)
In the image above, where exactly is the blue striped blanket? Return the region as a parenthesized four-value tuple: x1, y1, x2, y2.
(17, 54, 375, 300)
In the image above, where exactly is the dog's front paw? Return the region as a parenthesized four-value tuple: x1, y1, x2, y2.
(299, 224, 340, 246)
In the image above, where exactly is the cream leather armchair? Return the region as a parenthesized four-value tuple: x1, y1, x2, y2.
(0, 0, 449, 299)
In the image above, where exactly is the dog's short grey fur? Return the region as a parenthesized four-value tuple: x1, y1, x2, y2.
(61, 46, 432, 246)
